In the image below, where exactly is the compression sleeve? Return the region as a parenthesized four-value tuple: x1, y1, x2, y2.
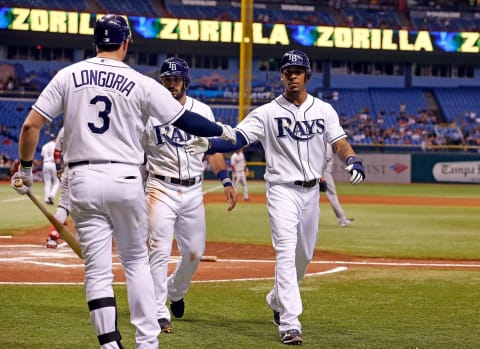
(207, 131, 248, 154)
(173, 110, 223, 137)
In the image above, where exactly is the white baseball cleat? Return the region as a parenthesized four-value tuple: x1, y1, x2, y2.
(338, 218, 354, 227)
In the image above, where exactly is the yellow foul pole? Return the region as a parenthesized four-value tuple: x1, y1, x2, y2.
(239, 0, 253, 122)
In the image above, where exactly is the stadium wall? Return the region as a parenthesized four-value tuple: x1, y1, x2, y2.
(210, 153, 480, 184)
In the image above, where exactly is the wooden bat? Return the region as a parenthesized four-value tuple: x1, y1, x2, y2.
(14, 178, 83, 259)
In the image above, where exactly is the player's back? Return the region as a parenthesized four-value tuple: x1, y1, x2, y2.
(33, 57, 184, 165)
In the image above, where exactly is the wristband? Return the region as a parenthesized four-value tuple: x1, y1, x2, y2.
(20, 159, 33, 168)
(217, 169, 233, 187)
(346, 156, 362, 165)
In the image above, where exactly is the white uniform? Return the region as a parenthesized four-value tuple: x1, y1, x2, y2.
(143, 96, 213, 322)
(40, 139, 60, 204)
(235, 94, 346, 333)
(230, 151, 249, 200)
(323, 142, 350, 225)
(32, 56, 186, 349)
(54, 127, 69, 223)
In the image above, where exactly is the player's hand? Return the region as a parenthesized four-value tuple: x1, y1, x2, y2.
(217, 122, 237, 144)
(345, 156, 365, 184)
(11, 165, 33, 195)
(224, 185, 238, 212)
(185, 137, 209, 155)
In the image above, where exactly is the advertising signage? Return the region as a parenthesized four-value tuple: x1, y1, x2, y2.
(1, 7, 479, 54)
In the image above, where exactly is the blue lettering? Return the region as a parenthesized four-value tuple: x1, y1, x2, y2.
(71, 69, 136, 97)
(274, 117, 325, 141)
(153, 126, 193, 147)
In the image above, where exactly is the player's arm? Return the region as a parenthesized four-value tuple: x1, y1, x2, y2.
(19, 109, 47, 162)
(186, 131, 248, 156)
(173, 110, 236, 142)
(11, 109, 48, 194)
(207, 153, 237, 212)
(332, 138, 365, 184)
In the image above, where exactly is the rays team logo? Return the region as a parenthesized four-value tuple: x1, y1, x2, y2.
(167, 61, 178, 71)
(153, 125, 192, 147)
(285, 52, 303, 64)
(275, 117, 325, 141)
(390, 163, 408, 173)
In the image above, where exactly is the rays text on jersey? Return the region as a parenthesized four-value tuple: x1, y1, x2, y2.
(275, 117, 325, 141)
(154, 125, 192, 147)
(72, 70, 136, 96)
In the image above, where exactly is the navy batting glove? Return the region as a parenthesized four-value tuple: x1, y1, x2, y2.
(345, 156, 365, 184)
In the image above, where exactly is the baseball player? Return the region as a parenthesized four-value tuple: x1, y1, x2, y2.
(46, 126, 71, 248)
(186, 50, 365, 345)
(40, 133, 60, 205)
(230, 148, 249, 201)
(144, 57, 237, 334)
(321, 142, 354, 227)
(10, 15, 235, 349)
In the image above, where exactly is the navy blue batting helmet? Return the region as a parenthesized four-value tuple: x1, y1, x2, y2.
(279, 50, 312, 79)
(160, 57, 191, 88)
(94, 15, 131, 46)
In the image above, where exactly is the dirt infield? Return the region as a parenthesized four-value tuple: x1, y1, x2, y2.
(1, 194, 479, 284)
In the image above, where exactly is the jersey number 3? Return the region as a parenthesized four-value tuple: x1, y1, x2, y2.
(88, 95, 111, 134)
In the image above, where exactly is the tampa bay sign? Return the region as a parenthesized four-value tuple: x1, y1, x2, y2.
(1, 7, 479, 53)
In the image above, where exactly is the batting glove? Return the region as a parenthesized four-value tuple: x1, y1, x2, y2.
(345, 156, 365, 184)
(11, 165, 33, 195)
(185, 137, 210, 156)
(217, 122, 237, 144)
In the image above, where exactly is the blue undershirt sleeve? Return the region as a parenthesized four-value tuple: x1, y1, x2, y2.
(173, 110, 223, 137)
(207, 131, 247, 154)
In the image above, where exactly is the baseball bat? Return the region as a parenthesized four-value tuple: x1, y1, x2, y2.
(14, 178, 83, 259)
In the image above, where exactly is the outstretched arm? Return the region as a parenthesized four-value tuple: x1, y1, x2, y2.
(186, 131, 248, 155)
(173, 110, 236, 142)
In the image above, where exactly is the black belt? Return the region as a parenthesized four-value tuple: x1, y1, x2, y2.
(294, 179, 318, 188)
(154, 174, 201, 187)
(68, 160, 126, 168)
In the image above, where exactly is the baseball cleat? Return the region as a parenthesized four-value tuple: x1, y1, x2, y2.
(273, 311, 280, 326)
(158, 318, 173, 333)
(338, 218, 354, 227)
(280, 329, 303, 345)
(170, 298, 184, 318)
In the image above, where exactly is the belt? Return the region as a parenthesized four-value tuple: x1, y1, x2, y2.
(154, 174, 202, 187)
(294, 179, 318, 188)
(68, 160, 127, 169)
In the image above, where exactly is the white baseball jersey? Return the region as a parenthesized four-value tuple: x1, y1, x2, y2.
(32, 57, 185, 164)
(53, 126, 71, 217)
(143, 96, 214, 178)
(55, 127, 64, 152)
(41, 140, 56, 163)
(235, 94, 346, 183)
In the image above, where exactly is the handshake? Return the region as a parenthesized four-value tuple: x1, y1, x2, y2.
(185, 122, 236, 155)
